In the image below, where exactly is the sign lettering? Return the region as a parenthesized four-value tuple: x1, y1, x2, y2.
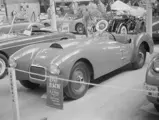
(46, 76, 63, 110)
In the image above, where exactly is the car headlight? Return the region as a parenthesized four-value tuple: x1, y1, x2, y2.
(50, 64, 60, 75)
(9, 58, 17, 68)
(152, 57, 159, 73)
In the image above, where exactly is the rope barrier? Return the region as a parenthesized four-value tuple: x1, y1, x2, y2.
(5, 66, 159, 96)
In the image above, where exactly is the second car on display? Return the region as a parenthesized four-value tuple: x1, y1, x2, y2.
(145, 54, 159, 112)
(0, 22, 75, 79)
(10, 20, 154, 100)
(41, 14, 85, 34)
(107, 14, 146, 34)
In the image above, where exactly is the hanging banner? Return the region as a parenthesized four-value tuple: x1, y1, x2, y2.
(46, 76, 63, 110)
(8, 67, 20, 120)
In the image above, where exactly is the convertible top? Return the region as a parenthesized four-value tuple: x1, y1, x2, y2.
(111, 1, 146, 17)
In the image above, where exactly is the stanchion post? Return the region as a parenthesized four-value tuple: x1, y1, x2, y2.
(50, 0, 57, 31)
(146, 0, 153, 37)
(8, 59, 20, 120)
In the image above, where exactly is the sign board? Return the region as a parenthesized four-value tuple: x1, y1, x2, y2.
(46, 76, 63, 110)
(23, 30, 31, 36)
(8, 68, 20, 120)
(61, 23, 69, 33)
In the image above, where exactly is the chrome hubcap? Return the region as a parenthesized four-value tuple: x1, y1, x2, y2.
(72, 70, 86, 93)
(0, 58, 6, 76)
(121, 27, 127, 34)
(77, 26, 83, 33)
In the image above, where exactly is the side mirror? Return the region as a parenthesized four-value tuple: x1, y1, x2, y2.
(95, 20, 108, 34)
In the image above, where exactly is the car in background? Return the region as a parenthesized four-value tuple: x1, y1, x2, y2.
(0, 18, 44, 34)
(0, 22, 75, 79)
(107, 14, 146, 34)
(109, 1, 146, 34)
(145, 54, 159, 112)
(41, 14, 85, 34)
(10, 20, 153, 100)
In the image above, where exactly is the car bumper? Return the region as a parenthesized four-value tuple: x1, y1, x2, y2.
(145, 69, 159, 105)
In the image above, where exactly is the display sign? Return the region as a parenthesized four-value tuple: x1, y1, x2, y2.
(46, 76, 63, 110)
(23, 30, 31, 36)
(8, 68, 20, 120)
(61, 23, 69, 33)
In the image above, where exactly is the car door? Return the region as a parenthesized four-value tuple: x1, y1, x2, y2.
(95, 33, 123, 75)
(120, 36, 132, 66)
(114, 34, 133, 66)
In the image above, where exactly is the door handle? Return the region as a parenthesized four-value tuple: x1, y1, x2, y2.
(127, 39, 131, 43)
(121, 57, 126, 60)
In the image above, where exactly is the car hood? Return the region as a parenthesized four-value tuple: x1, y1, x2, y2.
(11, 38, 89, 68)
(33, 39, 90, 68)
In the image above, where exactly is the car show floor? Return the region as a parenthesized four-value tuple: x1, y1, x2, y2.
(0, 44, 159, 120)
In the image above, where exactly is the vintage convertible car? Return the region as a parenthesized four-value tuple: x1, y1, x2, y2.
(0, 19, 43, 34)
(10, 20, 154, 100)
(41, 14, 85, 34)
(108, 1, 146, 34)
(106, 14, 146, 34)
(144, 54, 159, 112)
(0, 23, 75, 79)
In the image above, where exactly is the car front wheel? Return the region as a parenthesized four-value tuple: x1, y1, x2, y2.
(76, 23, 85, 34)
(154, 104, 159, 112)
(132, 44, 146, 69)
(20, 80, 40, 89)
(64, 61, 90, 100)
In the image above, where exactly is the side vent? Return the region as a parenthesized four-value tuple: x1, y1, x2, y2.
(50, 43, 63, 49)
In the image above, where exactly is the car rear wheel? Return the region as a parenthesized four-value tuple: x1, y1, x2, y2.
(76, 23, 85, 34)
(20, 80, 40, 89)
(0, 54, 8, 79)
(154, 104, 159, 112)
(118, 25, 128, 34)
(132, 44, 146, 69)
(64, 61, 90, 100)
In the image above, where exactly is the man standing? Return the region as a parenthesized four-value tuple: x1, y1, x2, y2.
(82, 6, 90, 37)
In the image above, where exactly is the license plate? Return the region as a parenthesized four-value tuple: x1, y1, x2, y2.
(144, 84, 158, 98)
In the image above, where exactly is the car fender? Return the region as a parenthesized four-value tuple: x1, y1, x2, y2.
(53, 49, 94, 86)
(131, 33, 154, 62)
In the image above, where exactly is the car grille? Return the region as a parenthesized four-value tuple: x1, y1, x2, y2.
(29, 66, 46, 80)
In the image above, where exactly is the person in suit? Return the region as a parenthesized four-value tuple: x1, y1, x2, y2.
(82, 6, 90, 36)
